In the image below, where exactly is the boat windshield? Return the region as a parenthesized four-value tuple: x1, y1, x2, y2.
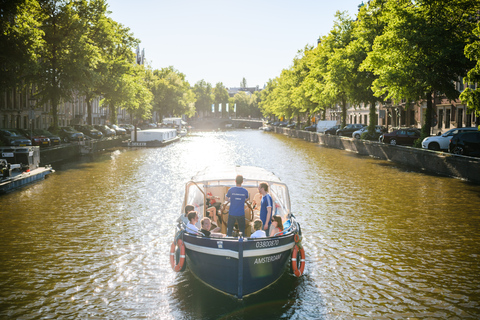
(184, 182, 206, 217)
(270, 183, 290, 216)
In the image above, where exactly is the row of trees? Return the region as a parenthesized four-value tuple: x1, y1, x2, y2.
(258, 0, 480, 139)
(1, 0, 261, 130)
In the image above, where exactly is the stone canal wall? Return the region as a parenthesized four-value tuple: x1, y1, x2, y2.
(40, 137, 125, 166)
(274, 127, 480, 184)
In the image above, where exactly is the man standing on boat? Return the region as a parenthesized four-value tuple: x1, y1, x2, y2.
(258, 182, 273, 233)
(225, 175, 249, 236)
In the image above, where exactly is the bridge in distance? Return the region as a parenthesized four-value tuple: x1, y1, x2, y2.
(189, 118, 264, 131)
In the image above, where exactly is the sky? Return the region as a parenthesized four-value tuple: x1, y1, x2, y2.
(107, 0, 364, 89)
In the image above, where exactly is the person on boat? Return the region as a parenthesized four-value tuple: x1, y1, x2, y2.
(258, 182, 273, 233)
(225, 175, 249, 236)
(250, 219, 266, 238)
(181, 204, 194, 224)
(200, 217, 224, 238)
(269, 215, 284, 237)
(186, 211, 200, 234)
(206, 192, 221, 225)
(251, 192, 263, 217)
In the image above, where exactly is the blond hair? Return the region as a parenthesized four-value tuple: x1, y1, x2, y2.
(253, 219, 263, 231)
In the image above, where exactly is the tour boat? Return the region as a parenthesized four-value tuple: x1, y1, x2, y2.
(169, 166, 305, 299)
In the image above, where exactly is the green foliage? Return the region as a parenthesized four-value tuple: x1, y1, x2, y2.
(149, 66, 196, 120)
(460, 21, 480, 116)
(194, 80, 214, 115)
(0, 0, 43, 91)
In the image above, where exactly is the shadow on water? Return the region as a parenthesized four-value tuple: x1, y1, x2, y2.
(170, 270, 325, 320)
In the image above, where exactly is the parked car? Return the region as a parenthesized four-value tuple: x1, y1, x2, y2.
(304, 124, 317, 132)
(278, 121, 288, 127)
(324, 125, 341, 135)
(119, 124, 139, 134)
(336, 124, 366, 137)
(74, 125, 103, 139)
(108, 124, 127, 135)
(32, 129, 61, 146)
(352, 125, 386, 139)
(18, 128, 50, 147)
(94, 124, 116, 137)
(421, 127, 478, 151)
(380, 128, 421, 146)
(58, 126, 84, 142)
(286, 122, 297, 129)
(448, 131, 480, 157)
(0, 128, 32, 146)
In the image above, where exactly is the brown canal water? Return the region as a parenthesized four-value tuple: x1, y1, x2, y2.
(1, 130, 479, 319)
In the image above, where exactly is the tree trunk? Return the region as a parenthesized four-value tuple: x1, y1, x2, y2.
(341, 96, 347, 128)
(86, 98, 92, 125)
(422, 91, 433, 137)
(368, 101, 376, 134)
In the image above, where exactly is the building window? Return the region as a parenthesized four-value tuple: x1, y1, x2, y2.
(446, 109, 451, 129)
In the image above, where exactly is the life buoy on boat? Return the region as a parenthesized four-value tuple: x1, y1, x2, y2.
(291, 244, 305, 277)
(170, 239, 186, 272)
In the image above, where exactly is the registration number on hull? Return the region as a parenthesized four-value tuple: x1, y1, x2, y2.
(255, 239, 279, 248)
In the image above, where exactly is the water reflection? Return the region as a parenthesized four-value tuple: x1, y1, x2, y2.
(0, 130, 479, 319)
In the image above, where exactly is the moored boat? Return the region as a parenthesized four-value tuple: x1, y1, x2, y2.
(0, 146, 55, 194)
(169, 166, 305, 299)
(123, 128, 179, 147)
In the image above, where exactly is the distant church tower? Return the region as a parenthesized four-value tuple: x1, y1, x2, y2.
(135, 45, 145, 65)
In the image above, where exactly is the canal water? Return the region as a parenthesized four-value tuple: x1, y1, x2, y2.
(1, 130, 479, 319)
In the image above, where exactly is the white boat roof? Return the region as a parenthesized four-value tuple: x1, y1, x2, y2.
(191, 166, 283, 184)
(140, 128, 176, 133)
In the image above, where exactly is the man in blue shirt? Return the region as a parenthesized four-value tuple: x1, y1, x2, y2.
(225, 175, 249, 236)
(258, 182, 273, 233)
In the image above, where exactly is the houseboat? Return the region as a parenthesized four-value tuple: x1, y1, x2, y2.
(124, 128, 179, 147)
(170, 166, 305, 299)
(0, 146, 55, 194)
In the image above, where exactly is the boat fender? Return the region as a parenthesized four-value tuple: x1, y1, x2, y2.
(170, 239, 186, 272)
(291, 244, 305, 277)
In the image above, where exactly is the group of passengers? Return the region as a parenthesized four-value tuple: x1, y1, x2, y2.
(183, 175, 284, 239)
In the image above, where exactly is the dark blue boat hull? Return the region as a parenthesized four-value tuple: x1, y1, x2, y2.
(183, 233, 295, 298)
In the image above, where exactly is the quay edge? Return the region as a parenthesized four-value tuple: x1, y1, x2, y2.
(272, 126, 480, 185)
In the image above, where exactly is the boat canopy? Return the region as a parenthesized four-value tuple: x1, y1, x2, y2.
(182, 166, 291, 219)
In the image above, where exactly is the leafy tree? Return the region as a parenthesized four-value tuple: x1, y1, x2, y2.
(97, 19, 139, 124)
(362, 0, 478, 139)
(460, 20, 480, 123)
(121, 64, 153, 125)
(258, 78, 278, 119)
(352, 0, 388, 137)
(35, 0, 103, 129)
(0, 0, 43, 91)
(77, 0, 117, 125)
(193, 79, 213, 117)
(319, 11, 355, 128)
(212, 82, 229, 118)
(150, 66, 196, 121)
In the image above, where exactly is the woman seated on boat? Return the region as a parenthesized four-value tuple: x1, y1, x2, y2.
(250, 219, 266, 238)
(200, 217, 224, 238)
(186, 211, 200, 234)
(269, 216, 284, 237)
(206, 192, 221, 225)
